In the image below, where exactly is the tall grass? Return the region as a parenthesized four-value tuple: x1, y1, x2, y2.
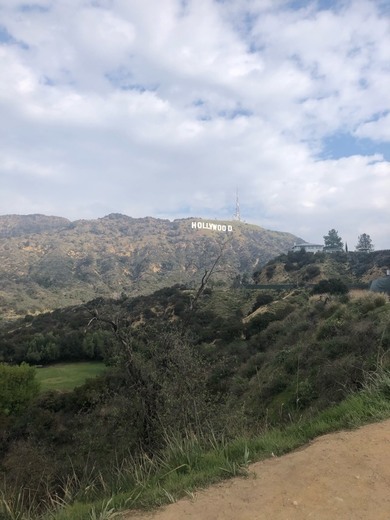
(2, 369, 390, 520)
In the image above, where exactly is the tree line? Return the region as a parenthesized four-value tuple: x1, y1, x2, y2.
(324, 229, 374, 252)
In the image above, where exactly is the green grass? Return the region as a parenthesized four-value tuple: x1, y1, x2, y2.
(47, 370, 390, 520)
(3, 370, 389, 520)
(36, 362, 106, 391)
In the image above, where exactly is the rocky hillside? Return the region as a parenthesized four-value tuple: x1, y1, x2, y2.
(253, 248, 390, 287)
(0, 213, 300, 317)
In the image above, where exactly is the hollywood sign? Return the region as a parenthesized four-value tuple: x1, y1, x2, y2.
(192, 221, 233, 232)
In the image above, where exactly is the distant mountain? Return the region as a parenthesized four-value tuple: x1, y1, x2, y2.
(0, 213, 301, 317)
(0, 214, 70, 238)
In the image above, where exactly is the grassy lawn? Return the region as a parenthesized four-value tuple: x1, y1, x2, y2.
(36, 361, 107, 391)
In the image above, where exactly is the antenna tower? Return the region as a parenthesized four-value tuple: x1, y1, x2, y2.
(233, 189, 241, 221)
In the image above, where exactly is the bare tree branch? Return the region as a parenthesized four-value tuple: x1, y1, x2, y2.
(189, 237, 232, 311)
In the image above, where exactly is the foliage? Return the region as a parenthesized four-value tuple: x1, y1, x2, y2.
(251, 293, 274, 312)
(356, 233, 374, 252)
(3, 369, 390, 520)
(323, 229, 343, 251)
(311, 278, 349, 295)
(254, 250, 390, 288)
(0, 318, 114, 366)
(265, 265, 276, 280)
(0, 215, 299, 317)
(303, 264, 321, 280)
(1, 284, 390, 518)
(0, 363, 40, 416)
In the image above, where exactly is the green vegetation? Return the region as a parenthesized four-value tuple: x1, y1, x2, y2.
(1, 217, 389, 519)
(1, 268, 390, 519)
(0, 363, 40, 416)
(356, 232, 374, 252)
(2, 369, 390, 520)
(35, 362, 107, 392)
(311, 277, 348, 295)
(323, 228, 344, 251)
(0, 214, 299, 317)
(253, 248, 390, 287)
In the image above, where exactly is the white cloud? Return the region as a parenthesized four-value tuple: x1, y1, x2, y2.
(355, 113, 390, 142)
(0, 0, 389, 250)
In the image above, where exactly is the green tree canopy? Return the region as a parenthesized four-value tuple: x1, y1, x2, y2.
(0, 363, 40, 416)
(323, 229, 343, 251)
(311, 278, 348, 295)
(356, 233, 374, 252)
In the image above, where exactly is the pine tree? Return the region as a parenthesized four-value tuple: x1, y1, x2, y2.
(323, 229, 343, 251)
(356, 233, 374, 252)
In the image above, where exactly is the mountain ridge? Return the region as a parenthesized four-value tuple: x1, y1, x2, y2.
(0, 213, 301, 317)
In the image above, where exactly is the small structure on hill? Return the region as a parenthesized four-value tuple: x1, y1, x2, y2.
(291, 243, 323, 253)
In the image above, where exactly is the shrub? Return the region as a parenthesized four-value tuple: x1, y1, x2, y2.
(317, 316, 349, 340)
(312, 278, 348, 295)
(244, 312, 275, 339)
(352, 293, 387, 315)
(284, 262, 298, 272)
(303, 265, 321, 280)
(0, 363, 40, 417)
(252, 293, 274, 312)
(265, 265, 276, 280)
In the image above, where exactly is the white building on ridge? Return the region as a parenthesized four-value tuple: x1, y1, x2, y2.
(291, 243, 324, 253)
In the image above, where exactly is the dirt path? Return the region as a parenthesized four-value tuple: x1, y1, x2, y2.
(122, 420, 390, 520)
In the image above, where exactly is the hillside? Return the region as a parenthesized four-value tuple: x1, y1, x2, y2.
(0, 213, 300, 317)
(1, 283, 389, 415)
(2, 217, 390, 520)
(253, 248, 390, 287)
(1, 280, 390, 518)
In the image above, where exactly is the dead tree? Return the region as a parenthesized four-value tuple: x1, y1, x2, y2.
(87, 308, 160, 449)
(189, 237, 233, 311)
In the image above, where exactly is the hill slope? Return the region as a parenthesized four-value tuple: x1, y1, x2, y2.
(0, 213, 300, 316)
(253, 248, 390, 287)
(1, 279, 390, 518)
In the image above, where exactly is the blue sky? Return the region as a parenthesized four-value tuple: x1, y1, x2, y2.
(0, 0, 389, 249)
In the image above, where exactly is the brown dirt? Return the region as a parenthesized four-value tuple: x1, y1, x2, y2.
(122, 420, 390, 520)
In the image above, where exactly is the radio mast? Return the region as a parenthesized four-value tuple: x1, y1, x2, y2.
(233, 189, 241, 221)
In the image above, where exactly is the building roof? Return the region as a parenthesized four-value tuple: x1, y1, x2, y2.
(292, 243, 323, 249)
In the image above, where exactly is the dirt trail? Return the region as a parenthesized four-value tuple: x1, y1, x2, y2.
(122, 420, 390, 520)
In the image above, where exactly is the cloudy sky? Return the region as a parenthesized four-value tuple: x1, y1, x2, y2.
(0, 0, 389, 249)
